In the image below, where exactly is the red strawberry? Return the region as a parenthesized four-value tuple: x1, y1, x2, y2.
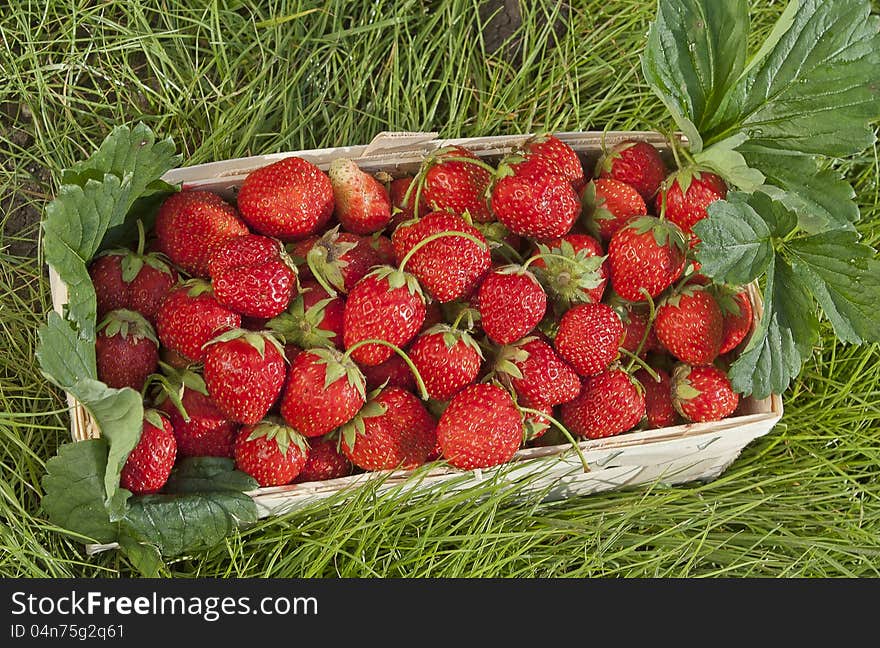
(203, 329, 287, 424)
(478, 265, 547, 345)
(294, 227, 381, 295)
(155, 280, 241, 362)
(635, 368, 678, 429)
(607, 216, 688, 302)
(596, 140, 667, 201)
(671, 364, 739, 422)
(715, 287, 753, 355)
(529, 234, 608, 308)
(368, 233, 396, 266)
(490, 154, 580, 239)
(209, 234, 298, 318)
(554, 303, 623, 377)
(436, 383, 523, 470)
(359, 353, 417, 392)
(581, 178, 647, 241)
(391, 211, 491, 303)
(409, 325, 483, 401)
(655, 285, 723, 365)
(95, 309, 159, 391)
(560, 370, 645, 439)
(154, 190, 248, 277)
(280, 348, 366, 437)
(521, 133, 584, 186)
(236, 156, 334, 240)
(234, 419, 309, 487)
(120, 410, 177, 494)
(340, 386, 437, 471)
(389, 176, 429, 229)
(421, 146, 493, 223)
(656, 169, 727, 234)
(267, 279, 345, 350)
(329, 159, 392, 234)
(494, 337, 580, 406)
(343, 267, 426, 366)
(294, 436, 354, 483)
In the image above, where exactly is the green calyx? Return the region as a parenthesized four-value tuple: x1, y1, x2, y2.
(267, 294, 337, 350)
(143, 408, 167, 430)
(529, 242, 605, 310)
(98, 220, 175, 283)
(491, 337, 537, 381)
(309, 347, 367, 399)
(424, 324, 484, 359)
(628, 216, 688, 253)
(181, 278, 214, 297)
(98, 309, 159, 345)
(366, 265, 424, 297)
(148, 362, 209, 422)
(246, 418, 309, 459)
(671, 364, 701, 416)
(203, 328, 285, 360)
(305, 226, 358, 297)
(341, 338, 430, 400)
(340, 397, 389, 451)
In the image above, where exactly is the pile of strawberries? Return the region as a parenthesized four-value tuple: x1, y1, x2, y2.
(90, 134, 750, 494)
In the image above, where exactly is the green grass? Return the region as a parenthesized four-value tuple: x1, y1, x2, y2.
(1, 0, 879, 577)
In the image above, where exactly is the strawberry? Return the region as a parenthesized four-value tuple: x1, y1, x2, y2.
(359, 354, 417, 392)
(559, 369, 645, 439)
(328, 158, 392, 234)
(388, 175, 429, 229)
(280, 347, 366, 437)
(490, 154, 580, 239)
(581, 178, 647, 241)
(391, 211, 491, 303)
(634, 368, 678, 429)
(596, 140, 667, 201)
(203, 329, 287, 424)
(154, 190, 248, 277)
(671, 364, 739, 423)
(343, 267, 426, 366)
(655, 285, 723, 365)
(120, 409, 177, 494)
(436, 383, 523, 470)
(421, 146, 493, 223)
(715, 287, 753, 355)
(236, 156, 334, 240)
(155, 280, 241, 362)
(655, 169, 727, 235)
(267, 279, 345, 350)
(294, 435, 354, 483)
(554, 303, 623, 377)
(294, 227, 381, 295)
(340, 386, 437, 471)
(234, 419, 309, 487)
(618, 305, 660, 358)
(209, 234, 298, 318)
(607, 216, 688, 302)
(521, 133, 585, 187)
(368, 233, 396, 266)
(409, 325, 483, 401)
(494, 337, 580, 406)
(95, 309, 159, 391)
(529, 234, 608, 309)
(478, 265, 547, 345)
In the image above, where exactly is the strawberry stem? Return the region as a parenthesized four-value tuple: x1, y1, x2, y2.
(305, 247, 340, 298)
(342, 338, 430, 400)
(398, 230, 488, 274)
(628, 289, 656, 364)
(519, 407, 590, 473)
(136, 219, 146, 256)
(521, 251, 579, 272)
(619, 348, 660, 382)
(430, 155, 496, 176)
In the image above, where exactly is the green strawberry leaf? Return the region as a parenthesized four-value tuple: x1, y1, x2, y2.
(163, 457, 259, 494)
(118, 534, 163, 578)
(692, 134, 764, 192)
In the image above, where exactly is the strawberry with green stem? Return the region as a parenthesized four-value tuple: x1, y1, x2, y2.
(492, 336, 580, 407)
(120, 409, 177, 494)
(95, 309, 159, 391)
(234, 418, 310, 487)
(671, 364, 739, 423)
(581, 178, 647, 242)
(294, 226, 382, 298)
(477, 263, 547, 345)
(654, 284, 724, 365)
(267, 278, 345, 350)
(560, 369, 646, 440)
(607, 215, 688, 303)
(554, 302, 624, 378)
(409, 307, 484, 401)
(655, 167, 727, 237)
(413, 146, 495, 223)
(596, 140, 667, 202)
(527, 235, 608, 311)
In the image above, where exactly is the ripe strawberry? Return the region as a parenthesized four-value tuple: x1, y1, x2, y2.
(294, 436, 354, 483)
(203, 330, 287, 424)
(409, 325, 483, 401)
(529, 234, 608, 308)
(280, 348, 366, 437)
(368, 233, 396, 266)
(294, 227, 381, 295)
(490, 154, 580, 239)
(343, 267, 426, 366)
(494, 337, 580, 406)
(421, 146, 493, 223)
(554, 303, 623, 377)
(359, 353, 417, 392)
(656, 168, 727, 234)
(581, 178, 647, 241)
(521, 133, 584, 186)
(671, 364, 739, 423)
(155, 280, 241, 362)
(236, 156, 335, 240)
(655, 285, 723, 365)
(560, 370, 645, 439)
(391, 211, 491, 303)
(388, 175, 429, 229)
(234, 419, 309, 487)
(267, 279, 345, 350)
(478, 265, 547, 345)
(154, 190, 248, 277)
(209, 234, 298, 318)
(436, 383, 523, 470)
(120, 410, 177, 494)
(635, 368, 678, 429)
(328, 158, 392, 234)
(715, 287, 753, 355)
(95, 309, 159, 391)
(607, 216, 688, 302)
(340, 386, 437, 471)
(596, 140, 667, 201)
